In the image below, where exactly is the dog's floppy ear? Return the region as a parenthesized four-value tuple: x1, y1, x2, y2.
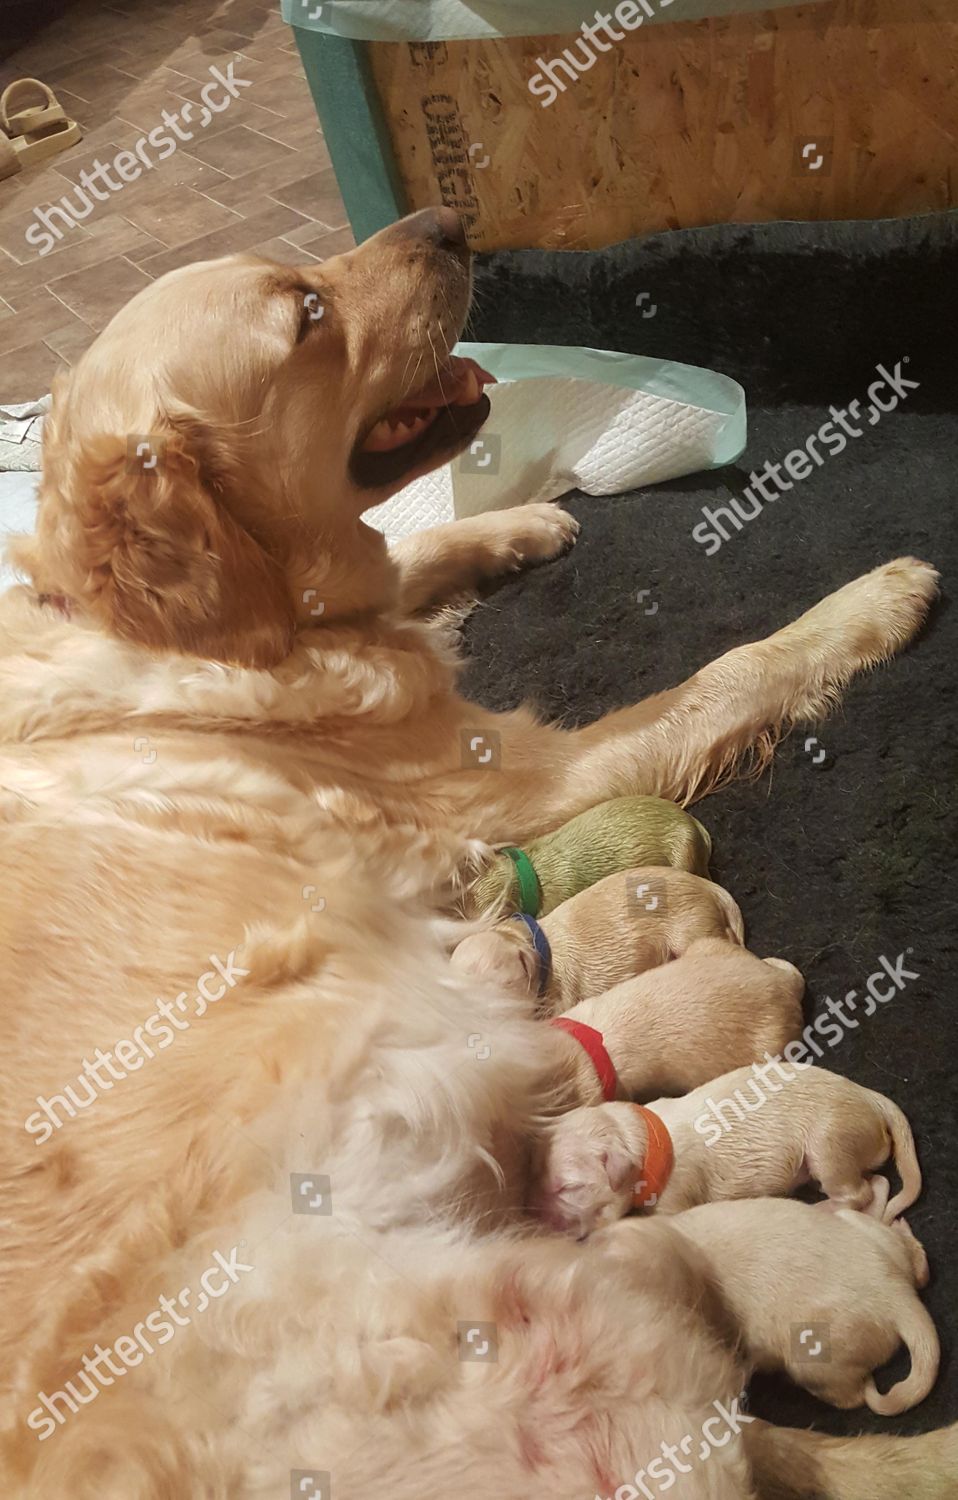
(29, 417, 295, 668)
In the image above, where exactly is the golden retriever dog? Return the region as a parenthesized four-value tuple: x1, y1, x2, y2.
(0, 206, 953, 1498)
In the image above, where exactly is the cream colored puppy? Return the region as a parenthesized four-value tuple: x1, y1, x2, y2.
(536, 1064, 920, 1235)
(450, 866, 745, 1010)
(669, 1198, 940, 1416)
(547, 936, 804, 1109)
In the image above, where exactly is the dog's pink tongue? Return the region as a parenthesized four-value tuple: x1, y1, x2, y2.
(413, 356, 496, 408)
(361, 358, 496, 454)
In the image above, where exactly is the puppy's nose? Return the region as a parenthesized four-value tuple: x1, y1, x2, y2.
(396, 207, 468, 255)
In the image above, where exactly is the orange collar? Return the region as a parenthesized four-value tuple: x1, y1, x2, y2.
(631, 1104, 674, 1208)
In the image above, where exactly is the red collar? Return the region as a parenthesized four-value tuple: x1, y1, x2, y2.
(549, 1017, 618, 1101)
(630, 1104, 674, 1208)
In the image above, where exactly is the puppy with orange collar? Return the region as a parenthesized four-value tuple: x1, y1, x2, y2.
(535, 1064, 921, 1237)
(451, 867, 745, 1011)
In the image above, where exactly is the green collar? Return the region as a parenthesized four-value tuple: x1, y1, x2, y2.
(500, 846, 541, 916)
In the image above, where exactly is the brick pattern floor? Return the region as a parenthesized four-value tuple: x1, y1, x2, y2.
(0, 0, 354, 401)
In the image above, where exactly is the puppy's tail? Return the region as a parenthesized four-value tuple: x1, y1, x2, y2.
(875, 1093, 923, 1220)
(743, 1417, 958, 1499)
(865, 1297, 940, 1416)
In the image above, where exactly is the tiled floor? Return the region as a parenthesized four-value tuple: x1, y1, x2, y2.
(0, 0, 354, 401)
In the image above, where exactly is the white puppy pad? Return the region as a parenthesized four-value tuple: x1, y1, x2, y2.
(367, 342, 745, 540)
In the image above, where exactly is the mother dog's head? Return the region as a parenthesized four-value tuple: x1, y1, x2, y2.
(14, 208, 492, 667)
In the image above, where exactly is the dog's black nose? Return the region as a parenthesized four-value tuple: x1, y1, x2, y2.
(395, 207, 468, 255)
(433, 206, 467, 247)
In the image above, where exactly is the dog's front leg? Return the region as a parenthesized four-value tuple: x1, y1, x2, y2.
(441, 556, 938, 843)
(390, 503, 578, 614)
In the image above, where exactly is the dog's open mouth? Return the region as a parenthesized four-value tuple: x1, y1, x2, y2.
(351, 355, 495, 488)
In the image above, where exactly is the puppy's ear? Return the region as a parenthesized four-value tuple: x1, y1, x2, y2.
(600, 1142, 637, 1194)
(33, 419, 295, 668)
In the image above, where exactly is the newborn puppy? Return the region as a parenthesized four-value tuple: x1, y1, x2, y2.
(536, 1064, 920, 1235)
(548, 937, 804, 1109)
(671, 1199, 939, 1416)
(450, 867, 745, 1011)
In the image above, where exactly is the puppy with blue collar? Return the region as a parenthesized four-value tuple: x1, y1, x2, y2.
(451, 865, 744, 1011)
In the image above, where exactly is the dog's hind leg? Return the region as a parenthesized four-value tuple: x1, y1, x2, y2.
(565, 556, 939, 809)
(439, 556, 938, 844)
(742, 1417, 958, 1500)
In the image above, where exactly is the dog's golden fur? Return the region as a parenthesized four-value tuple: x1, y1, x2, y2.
(0, 210, 953, 1497)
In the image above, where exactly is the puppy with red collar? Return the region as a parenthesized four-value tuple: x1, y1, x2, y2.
(544, 936, 804, 1111)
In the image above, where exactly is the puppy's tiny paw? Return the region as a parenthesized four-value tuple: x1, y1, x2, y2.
(865, 1173, 891, 1220)
(890, 1214, 930, 1287)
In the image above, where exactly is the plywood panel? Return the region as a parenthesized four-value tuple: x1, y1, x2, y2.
(368, 0, 958, 249)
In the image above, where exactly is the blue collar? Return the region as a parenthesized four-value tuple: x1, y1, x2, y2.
(510, 913, 552, 998)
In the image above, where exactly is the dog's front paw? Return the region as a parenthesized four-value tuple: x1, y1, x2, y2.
(506, 503, 580, 567)
(532, 1102, 644, 1238)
